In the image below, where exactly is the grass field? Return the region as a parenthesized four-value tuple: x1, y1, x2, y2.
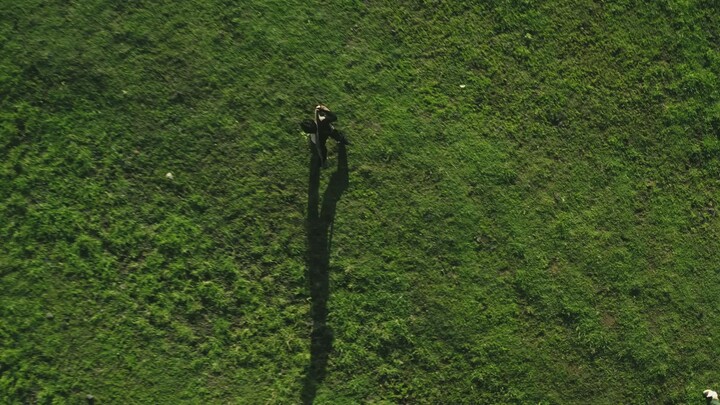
(2, 0, 720, 403)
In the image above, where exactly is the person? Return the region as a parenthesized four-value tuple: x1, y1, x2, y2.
(705, 389, 720, 404)
(300, 104, 350, 167)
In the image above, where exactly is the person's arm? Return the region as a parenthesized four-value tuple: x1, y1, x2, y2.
(300, 119, 317, 134)
(323, 110, 337, 123)
(329, 128, 350, 145)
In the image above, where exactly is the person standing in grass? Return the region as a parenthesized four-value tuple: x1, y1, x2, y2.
(705, 389, 720, 404)
(300, 104, 350, 167)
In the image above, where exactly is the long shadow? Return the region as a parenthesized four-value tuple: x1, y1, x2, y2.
(301, 144, 349, 404)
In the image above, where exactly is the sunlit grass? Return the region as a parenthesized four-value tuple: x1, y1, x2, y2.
(1, 0, 720, 403)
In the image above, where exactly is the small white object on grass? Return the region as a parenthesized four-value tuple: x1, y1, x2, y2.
(165, 172, 174, 180)
(459, 84, 466, 89)
(705, 390, 719, 400)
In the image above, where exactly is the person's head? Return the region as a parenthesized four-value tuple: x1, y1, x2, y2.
(315, 104, 331, 121)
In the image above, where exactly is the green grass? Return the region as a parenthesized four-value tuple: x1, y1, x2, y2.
(2, 0, 720, 403)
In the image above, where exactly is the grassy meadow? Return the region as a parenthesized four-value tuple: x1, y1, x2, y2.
(2, 0, 720, 403)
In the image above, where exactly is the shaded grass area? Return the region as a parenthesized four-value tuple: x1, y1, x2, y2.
(2, 0, 720, 403)
(303, 146, 348, 404)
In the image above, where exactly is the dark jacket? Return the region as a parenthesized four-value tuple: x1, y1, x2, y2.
(300, 110, 348, 166)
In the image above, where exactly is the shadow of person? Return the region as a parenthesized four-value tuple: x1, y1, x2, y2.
(301, 143, 349, 404)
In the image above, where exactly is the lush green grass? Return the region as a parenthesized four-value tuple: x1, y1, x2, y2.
(2, 0, 720, 403)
